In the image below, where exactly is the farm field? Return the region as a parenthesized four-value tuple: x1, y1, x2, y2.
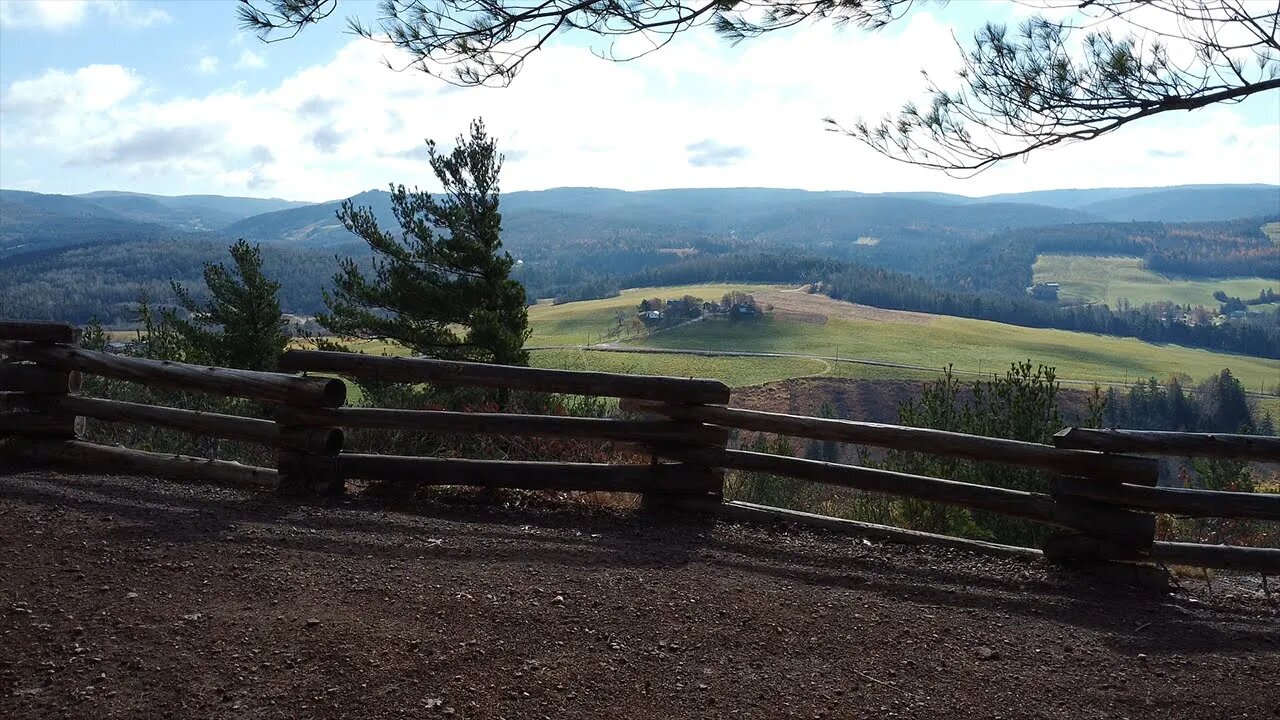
(529, 348, 933, 388)
(526, 284, 1279, 391)
(1031, 254, 1276, 308)
(640, 305, 1279, 390)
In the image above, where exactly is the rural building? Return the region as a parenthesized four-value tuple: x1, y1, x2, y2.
(1026, 282, 1060, 301)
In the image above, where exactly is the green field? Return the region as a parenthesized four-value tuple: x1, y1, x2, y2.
(529, 348, 933, 387)
(525, 284, 1280, 393)
(1032, 254, 1276, 308)
(650, 312, 1279, 388)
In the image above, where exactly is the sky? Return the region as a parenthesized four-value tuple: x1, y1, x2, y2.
(1, 0, 1278, 203)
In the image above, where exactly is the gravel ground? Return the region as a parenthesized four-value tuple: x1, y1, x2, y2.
(2, 470, 1277, 720)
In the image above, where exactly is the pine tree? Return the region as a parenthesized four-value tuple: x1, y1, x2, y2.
(169, 239, 288, 371)
(320, 118, 530, 365)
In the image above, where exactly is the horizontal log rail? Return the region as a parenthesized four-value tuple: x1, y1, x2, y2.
(623, 399, 1157, 482)
(1055, 427, 1280, 461)
(339, 453, 719, 494)
(0, 320, 79, 344)
(720, 500, 1044, 559)
(19, 395, 343, 453)
(0, 365, 83, 394)
(1150, 541, 1280, 574)
(274, 405, 727, 447)
(7, 439, 277, 488)
(693, 448, 1062, 527)
(663, 446, 1153, 544)
(278, 349, 731, 405)
(1, 341, 345, 407)
(1053, 476, 1280, 521)
(0, 411, 84, 438)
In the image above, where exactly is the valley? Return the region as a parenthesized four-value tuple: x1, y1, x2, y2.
(3, 183, 1278, 409)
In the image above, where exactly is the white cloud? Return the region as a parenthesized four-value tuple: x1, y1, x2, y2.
(0, 0, 169, 30)
(0, 0, 89, 29)
(0, 10, 1275, 201)
(235, 49, 266, 70)
(1, 64, 141, 115)
(196, 56, 220, 75)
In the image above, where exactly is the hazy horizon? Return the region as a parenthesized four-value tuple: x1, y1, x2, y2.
(4, 182, 1278, 207)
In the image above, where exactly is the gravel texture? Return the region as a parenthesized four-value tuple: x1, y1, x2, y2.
(2, 470, 1277, 719)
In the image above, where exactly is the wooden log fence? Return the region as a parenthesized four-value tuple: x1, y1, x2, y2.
(8, 438, 277, 488)
(2, 319, 1277, 574)
(0, 340, 346, 408)
(1, 322, 82, 441)
(1051, 475, 1280, 521)
(1055, 426, 1280, 461)
(277, 348, 733, 503)
(0, 366, 84, 395)
(0, 321, 342, 494)
(23, 394, 344, 453)
(278, 349, 731, 405)
(274, 405, 727, 447)
(0, 320, 80, 344)
(340, 454, 720, 494)
(621, 399, 1159, 481)
(625, 397, 1278, 572)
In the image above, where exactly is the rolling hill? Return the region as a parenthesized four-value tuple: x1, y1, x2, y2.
(525, 285, 1280, 391)
(1079, 185, 1280, 223)
(970, 184, 1279, 219)
(75, 191, 310, 231)
(5, 184, 1275, 264)
(0, 189, 199, 262)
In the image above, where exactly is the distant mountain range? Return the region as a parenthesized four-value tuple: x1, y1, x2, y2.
(3, 183, 1277, 325)
(0, 189, 309, 260)
(2, 183, 1277, 264)
(75, 191, 310, 231)
(222, 187, 1098, 249)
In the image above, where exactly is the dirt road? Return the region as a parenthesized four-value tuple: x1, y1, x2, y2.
(2, 471, 1277, 719)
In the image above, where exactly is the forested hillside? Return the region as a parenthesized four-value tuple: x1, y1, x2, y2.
(0, 190, 207, 261)
(75, 191, 309, 231)
(0, 239, 366, 324)
(2, 184, 1277, 361)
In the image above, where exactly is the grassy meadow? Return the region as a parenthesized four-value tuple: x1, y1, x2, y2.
(525, 284, 1280, 393)
(640, 310, 1280, 390)
(1032, 254, 1276, 308)
(529, 348, 933, 387)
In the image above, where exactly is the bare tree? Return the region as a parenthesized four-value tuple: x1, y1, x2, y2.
(238, 0, 1280, 173)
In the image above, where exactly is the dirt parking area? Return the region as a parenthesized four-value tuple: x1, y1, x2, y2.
(2, 471, 1277, 719)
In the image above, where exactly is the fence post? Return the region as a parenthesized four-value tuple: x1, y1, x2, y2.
(273, 379, 347, 497)
(637, 400, 729, 513)
(1042, 457, 1160, 571)
(0, 321, 83, 443)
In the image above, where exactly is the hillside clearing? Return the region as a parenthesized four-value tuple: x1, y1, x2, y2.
(1032, 255, 1276, 308)
(527, 284, 776, 347)
(585, 289, 1279, 391)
